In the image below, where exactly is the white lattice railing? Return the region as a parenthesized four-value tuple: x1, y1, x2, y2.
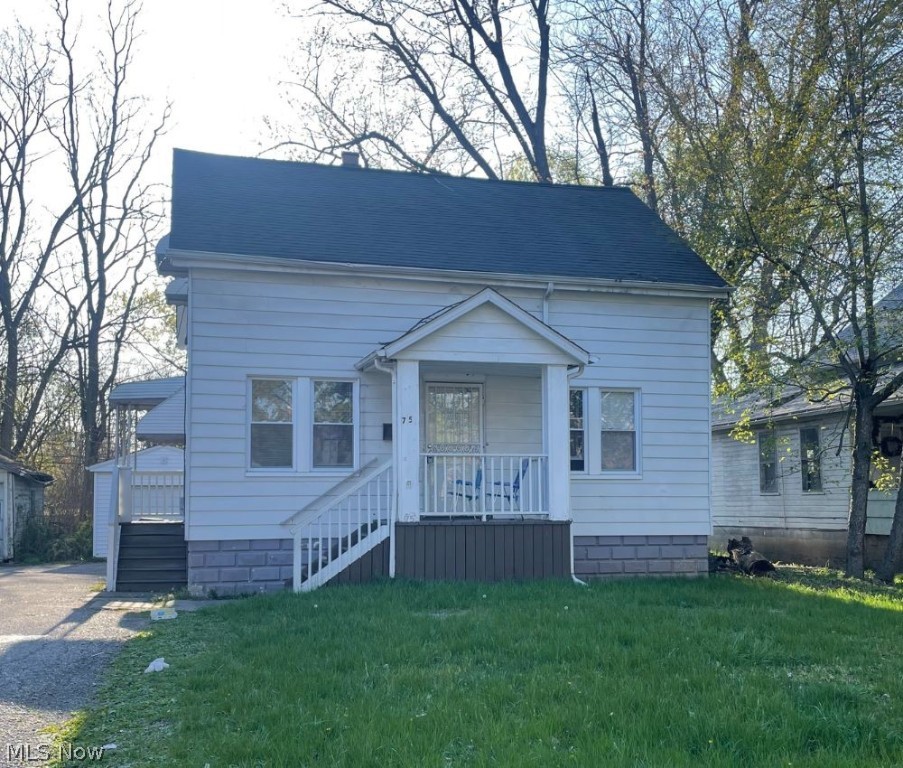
(290, 460, 394, 592)
(421, 454, 549, 519)
(131, 471, 184, 520)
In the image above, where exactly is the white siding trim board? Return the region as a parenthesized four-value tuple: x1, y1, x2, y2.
(164, 248, 731, 299)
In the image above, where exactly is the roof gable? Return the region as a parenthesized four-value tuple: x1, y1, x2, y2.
(359, 288, 590, 367)
(165, 149, 728, 291)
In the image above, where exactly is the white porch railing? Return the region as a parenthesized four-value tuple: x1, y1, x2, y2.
(421, 453, 549, 518)
(131, 471, 184, 520)
(290, 460, 394, 592)
(105, 467, 185, 590)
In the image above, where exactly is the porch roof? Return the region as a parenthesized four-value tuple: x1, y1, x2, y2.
(356, 288, 591, 369)
(109, 376, 185, 408)
(137, 387, 186, 443)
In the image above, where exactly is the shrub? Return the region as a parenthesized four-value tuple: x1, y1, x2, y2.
(15, 512, 94, 563)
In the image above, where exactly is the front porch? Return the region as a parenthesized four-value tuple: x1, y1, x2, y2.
(284, 288, 590, 591)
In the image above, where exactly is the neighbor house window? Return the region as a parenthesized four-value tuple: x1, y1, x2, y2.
(800, 427, 822, 492)
(250, 378, 293, 468)
(758, 431, 779, 493)
(569, 389, 586, 472)
(313, 380, 354, 468)
(600, 390, 637, 472)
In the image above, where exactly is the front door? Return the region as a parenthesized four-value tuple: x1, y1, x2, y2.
(423, 383, 483, 514)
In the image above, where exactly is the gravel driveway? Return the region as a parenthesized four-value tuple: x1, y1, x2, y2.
(0, 563, 148, 767)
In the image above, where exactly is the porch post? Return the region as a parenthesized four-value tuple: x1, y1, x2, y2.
(542, 364, 570, 521)
(395, 359, 421, 521)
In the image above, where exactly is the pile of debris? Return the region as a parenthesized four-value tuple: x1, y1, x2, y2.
(710, 537, 775, 576)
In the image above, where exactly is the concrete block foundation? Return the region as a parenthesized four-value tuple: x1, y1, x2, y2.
(573, 534, 709, 579)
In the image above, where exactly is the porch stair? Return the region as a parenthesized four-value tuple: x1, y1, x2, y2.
(285, 459, 393, 591)
(115, 522, 187, 592)
(304, 519, 390, 586)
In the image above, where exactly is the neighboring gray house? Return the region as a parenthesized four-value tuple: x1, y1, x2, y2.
(103, 148, 730, 594)
(712, 384, 903, 568)
(0, 452, 53, 561)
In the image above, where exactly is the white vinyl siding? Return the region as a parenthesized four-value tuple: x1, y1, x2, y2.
(712, 417, 851, 531)
(186, 271, 713, 540)
(92, 473, 111, 558)
(553, 292, 711, 538)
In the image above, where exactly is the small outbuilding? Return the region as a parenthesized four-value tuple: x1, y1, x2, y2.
(0, 451, 54, 562)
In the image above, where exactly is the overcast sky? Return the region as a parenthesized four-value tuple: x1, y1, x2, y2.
(13, 0, 300, 186)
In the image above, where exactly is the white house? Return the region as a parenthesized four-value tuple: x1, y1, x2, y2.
(712, 386, 903, 567)
(105, 149, 730, 594)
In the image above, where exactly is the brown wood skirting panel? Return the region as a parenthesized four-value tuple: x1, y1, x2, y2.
(396, 521, 571, 581)
(326, 538, 390, 586)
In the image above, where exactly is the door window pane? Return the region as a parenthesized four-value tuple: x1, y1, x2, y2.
(425, 384, 482, 452)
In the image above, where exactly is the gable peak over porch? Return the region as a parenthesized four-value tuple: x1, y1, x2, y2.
(356, 287, 591, 369)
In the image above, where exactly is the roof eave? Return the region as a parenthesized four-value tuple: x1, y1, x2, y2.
(163, 248, 732, 299)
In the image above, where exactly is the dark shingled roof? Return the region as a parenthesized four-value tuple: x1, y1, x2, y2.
(0, 451, 53, 485)
(166, 149, 728, 289)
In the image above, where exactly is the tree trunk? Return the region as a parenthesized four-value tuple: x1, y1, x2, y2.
(0, 329, 17, 452)
(876, 471, 903, 582)
(846, 392, 874, 578)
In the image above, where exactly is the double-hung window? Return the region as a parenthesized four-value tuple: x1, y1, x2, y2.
(250, 379, 294, 469)
(570, 387, 641, 475)
(313, 380, 354, 468)
(800, 427, 822, 492)
(249, 377, 356, 471)
(758, 431, 779, 493)
(600, 390, 638, 472)
(569, 389, 586, 472)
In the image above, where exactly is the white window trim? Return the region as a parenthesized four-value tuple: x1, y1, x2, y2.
(247, 376, 297, 474)
(246, 375, 359, 476)
(569, 387, 588, 475)
(570, 386, 642, 479)
(310, 378, 360, 474)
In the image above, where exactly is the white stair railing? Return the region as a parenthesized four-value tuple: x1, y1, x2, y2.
(289, 460, 394, 592)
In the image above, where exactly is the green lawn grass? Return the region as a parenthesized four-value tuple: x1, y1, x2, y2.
(55, 569, 902, 767)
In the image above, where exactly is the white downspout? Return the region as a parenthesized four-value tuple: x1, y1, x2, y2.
(567, 363, 588, 586)
(542, 281, 554, 323)
(373, 357, 397, 578)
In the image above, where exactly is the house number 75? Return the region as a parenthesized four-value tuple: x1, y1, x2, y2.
(401, 415, 413, 424)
